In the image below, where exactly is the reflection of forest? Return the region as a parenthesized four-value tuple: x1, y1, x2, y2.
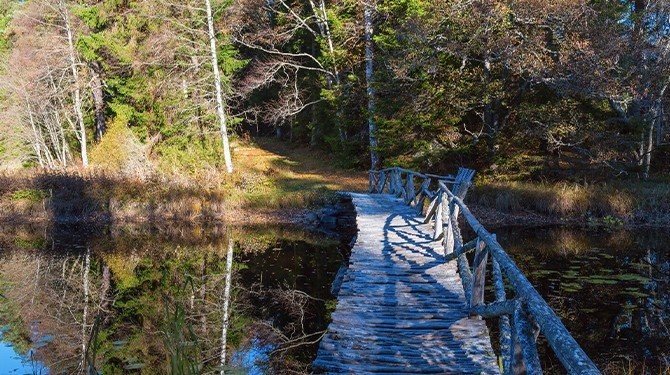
(497, 227, 670, 374)
(0, 224, 344, 374)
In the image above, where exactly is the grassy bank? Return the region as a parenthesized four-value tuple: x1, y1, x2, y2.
(0, 139, 367, 225)
(470, 180, 670, 227)
(3, 138, 668, 228)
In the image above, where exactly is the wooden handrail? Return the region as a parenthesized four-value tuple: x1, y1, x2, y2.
(370, 167, 456, 181)
(369, 167, 601, 375)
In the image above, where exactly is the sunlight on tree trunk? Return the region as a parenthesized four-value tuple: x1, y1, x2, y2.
(364, 0, 379, 170)
(61, 1, 88, 168)
(81, 247, 91, 371)
(220, 236, 234, 373)
(205, 0, 234, 174)
(89, 61, 106, 142)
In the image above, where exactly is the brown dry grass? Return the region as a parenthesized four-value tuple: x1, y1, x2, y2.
(0, 138, 367, 225)
(471, 180, 670, 225)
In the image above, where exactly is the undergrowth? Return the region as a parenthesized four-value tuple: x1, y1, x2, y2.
(0, 138, 367, 224)
(471, 180, 670, 225)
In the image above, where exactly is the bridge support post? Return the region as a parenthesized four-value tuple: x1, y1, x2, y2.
(433, 193, 444, 240)
(404, 173, 415, 204)
(470, 238, 488, 312)
(443, 197, 454, 255)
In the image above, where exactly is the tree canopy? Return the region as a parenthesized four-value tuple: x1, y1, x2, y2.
(0, 0, 668, 180)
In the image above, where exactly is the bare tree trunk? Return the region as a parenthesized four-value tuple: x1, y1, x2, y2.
(220, 237, 234, 373)
(205, 0, 234, 174)
(364, 0, 379, 170)
(81, 248, 91, 372)
(656, 104, 665, 146)
(62, 1, 88, 168)
(642, 108, 656, 180)
(28, 106, 45, 168)
(89, 61, 106, 142)
(99, 265, 110, 314)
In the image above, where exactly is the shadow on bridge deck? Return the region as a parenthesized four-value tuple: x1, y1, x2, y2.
(313, 193, 499, 374)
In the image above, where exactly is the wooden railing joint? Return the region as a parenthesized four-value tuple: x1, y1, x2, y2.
(368, 166, 601, 375)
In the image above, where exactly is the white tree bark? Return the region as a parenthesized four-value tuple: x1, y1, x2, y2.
(62, 1, 88, 168)
(205, 0, 234, 174)
(81, 248, 91, 371)
(364, 0, 379, 170)
(28, 107, 46, 168)
(220, 237, 234, 373)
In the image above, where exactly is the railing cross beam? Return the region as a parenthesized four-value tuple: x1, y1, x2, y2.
(368, 166, 601, 375)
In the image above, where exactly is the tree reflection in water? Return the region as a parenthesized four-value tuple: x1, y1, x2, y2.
(7, 224, 664, 374)
(0, 224, 346, 374)
(494, 226, 670, 374)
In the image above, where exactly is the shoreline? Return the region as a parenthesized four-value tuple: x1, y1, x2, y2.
(2, 200, 668, 234)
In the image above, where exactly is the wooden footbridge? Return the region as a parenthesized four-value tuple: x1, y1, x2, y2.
(314, 167, 601, 374)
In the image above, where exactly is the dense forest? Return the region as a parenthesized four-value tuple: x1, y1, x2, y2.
(0, 0, 669, 181)
(1, 2, 670, 374)
(0, 0, 670, 179)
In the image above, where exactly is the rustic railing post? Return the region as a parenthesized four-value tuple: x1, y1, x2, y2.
(413, 178, 430, 213)
(442, 196, 455, 255)
(399, 171, 408, 201)
(510, 302, 542, 375)
(470, 238, 488, 311)
(378, 170, 386, 193)
(368, 171, 377, 193)
(433, 191, 444, 240)
(387, 170, 394, 195)
(405, 173, 415, 204)
(423, 193, 439, 224)
(492, 238, 512, 373)
(392, 169, 400, 196)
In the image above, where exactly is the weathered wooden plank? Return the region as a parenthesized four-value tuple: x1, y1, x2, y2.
(315, 193, 499, 374)
(439, 182, 600, 374)
(363, 166, 599, 375)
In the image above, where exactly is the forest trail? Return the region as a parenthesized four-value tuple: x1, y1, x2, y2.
(314, 193, 499, 374)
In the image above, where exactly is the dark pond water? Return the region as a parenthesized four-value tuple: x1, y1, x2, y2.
(0, 224, 668, 374)
(0, 224, 348, 374)
(494, 226, 670, 374)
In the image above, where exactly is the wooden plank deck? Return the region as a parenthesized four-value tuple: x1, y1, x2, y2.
(314, 193, 499, 374)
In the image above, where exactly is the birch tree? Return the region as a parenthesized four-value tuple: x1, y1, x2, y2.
(219, 237, 234, 373)
(0, 0, 83, 169)
(363, 0, 379, 170)
(59, 0, 88, 167)
(205, 0, 234, 173)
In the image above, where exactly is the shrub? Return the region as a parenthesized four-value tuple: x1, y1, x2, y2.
(9, 188, 47, 202)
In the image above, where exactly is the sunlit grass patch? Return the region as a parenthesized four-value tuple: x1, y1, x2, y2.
(0, 138, 367, 224)
(471, 180, 670, 225)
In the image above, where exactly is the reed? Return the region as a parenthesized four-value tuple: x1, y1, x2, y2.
(471, 181, 670, 225)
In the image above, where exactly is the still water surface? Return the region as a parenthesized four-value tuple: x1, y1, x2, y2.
(495, 226, 670, 374)
(0, 224, 667, 374)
